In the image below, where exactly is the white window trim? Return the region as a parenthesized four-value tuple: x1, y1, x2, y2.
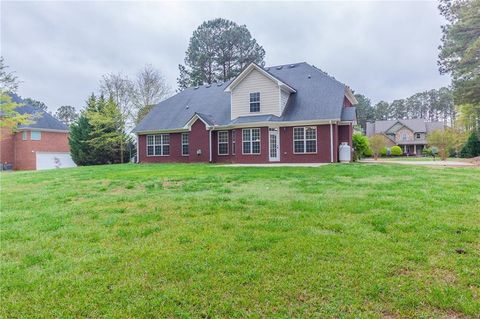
(181, 133, 189, 156)
(293, 126, 317, 154)
(217, 131, 229, 156)
(31, 131, 41, 141)
(146, 134, 170, 157)
(242, 128, 261, 155)
(22, 131, 27, 140)
(232, 130, 236, 155)
(249, 92, 260, 113)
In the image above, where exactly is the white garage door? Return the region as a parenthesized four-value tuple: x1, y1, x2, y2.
(36, 152, 77, 170)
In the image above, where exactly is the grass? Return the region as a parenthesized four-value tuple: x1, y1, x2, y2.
(1, 163, 479, 318)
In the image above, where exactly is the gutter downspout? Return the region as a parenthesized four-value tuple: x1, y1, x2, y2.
(136, 134, 139, 163)
(209, 129, 212, 163)
(330, 121, 334, 163)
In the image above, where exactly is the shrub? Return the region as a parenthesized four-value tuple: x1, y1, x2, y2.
(368, 134, 387, 160)
(364, 148, 373, 157)
(352, 133, 369, 161)
(391, 146, 402, 156)
(380, 147, 387, 156)
(460, 131, 480, 158)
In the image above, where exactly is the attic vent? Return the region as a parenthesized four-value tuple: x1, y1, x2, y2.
(276, 66, 283, 70)
(289, 64, 295, 68)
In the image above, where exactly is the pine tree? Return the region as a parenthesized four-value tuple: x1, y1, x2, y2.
(460, 131, 480, 158)
(69, 94, 97, 165)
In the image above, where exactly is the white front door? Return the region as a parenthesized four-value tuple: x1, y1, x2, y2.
(269, 128, 280, 162)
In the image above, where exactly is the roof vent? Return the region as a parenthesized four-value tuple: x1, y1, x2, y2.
(265, 67, 270, 71)
(307, 75, 311, 79)
(217, 82, 223, 86)
(194, 86, 199, 90)
(276, 66, 283, 70)
(186, 105, 189, 109)
(206, 84, 211, 88)
(289, 64, 295, 68)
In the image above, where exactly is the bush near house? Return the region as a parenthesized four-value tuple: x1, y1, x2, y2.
(460, 131, 480, 158)
(352, 133, 369, 161)
(390, 145, 403, 156)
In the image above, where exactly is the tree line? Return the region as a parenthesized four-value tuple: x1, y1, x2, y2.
(355, 87, 455, 131)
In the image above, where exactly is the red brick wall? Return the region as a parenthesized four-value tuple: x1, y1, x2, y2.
(138, 123, 352, 164)
(13, 130, 70, 170)
(1, 127, 15, 165)
(139, 119, 210, 163)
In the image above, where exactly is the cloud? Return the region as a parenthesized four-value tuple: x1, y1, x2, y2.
(1, 1, 450, 112)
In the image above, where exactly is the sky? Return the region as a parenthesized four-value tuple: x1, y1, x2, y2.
(1, 1, 451, 113)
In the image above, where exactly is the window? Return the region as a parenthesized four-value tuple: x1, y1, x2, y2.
(242, 128, 261, 154)
(31, 131, 41, 141)
(416, 133, 421, 139)
(232, 130, 236, 155)
(250, 92, 260, 112)
(401, 132, 408, 141)
(182, 133, 189, 156)
(218, 131, 229, 155)
(22, 131, 27, 140)
(146, 134, 170, 156)
(293, 127, 317, 153)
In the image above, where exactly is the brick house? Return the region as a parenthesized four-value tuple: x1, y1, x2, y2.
(1, 95, 76, 170)
(133, 62, 357, 164)
(366, 119, 445, 155)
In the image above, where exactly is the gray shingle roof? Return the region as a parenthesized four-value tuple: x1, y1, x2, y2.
(366, 119, 445, 136)
(8, 94, 69, 131)
(133, 62, 353, 133)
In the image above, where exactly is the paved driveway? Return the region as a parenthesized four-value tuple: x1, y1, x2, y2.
(360, 159, 475, 167)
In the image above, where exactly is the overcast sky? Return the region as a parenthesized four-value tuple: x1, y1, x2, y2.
(1, 1, 450, 112)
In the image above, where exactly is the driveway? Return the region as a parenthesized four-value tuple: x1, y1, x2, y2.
(360, 159, 475, 167)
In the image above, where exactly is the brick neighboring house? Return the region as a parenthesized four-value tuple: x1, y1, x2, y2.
(133, 62, 358, 164)
(366, 119, 445, 155)
(0, 94, 76, 170)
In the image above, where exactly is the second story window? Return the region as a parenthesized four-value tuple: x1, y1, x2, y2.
(401, 132, 408, 141)
(250, 92, 260, 112)
(416, 133, 421, 139)
(31, 131, 42, 141)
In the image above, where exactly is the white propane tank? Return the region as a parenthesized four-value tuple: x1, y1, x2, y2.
(339, 142, 351, 163)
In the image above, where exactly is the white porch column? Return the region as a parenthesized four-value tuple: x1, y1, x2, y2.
(414, 144, 417, 155)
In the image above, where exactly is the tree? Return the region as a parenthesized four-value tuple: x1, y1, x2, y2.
(0, 94, 32, 136)
(69, 95, 97, 165)
(438, 0, 480, 106)
(456, 103, 480, 132)
(133, 64, 171, 124)
(100, 72, 135, 127)
(354, 94, 375, 131)
(460, 130, 480, 158)
(352, 133, 369, 161)
(369, 134, 387, 160)
(427, 128, 458, 160)
(374, 101, 391, 120)
(0, 57, 19, 93)
(87, 96, 130, 164)
(23, 98, 48, 111)
(177, 18, 265, 89)
(55, 105, 79, 126)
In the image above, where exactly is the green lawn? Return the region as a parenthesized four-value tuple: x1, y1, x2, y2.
(1, 164, 479, 318)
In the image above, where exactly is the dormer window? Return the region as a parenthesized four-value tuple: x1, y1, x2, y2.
(250, 92, 260, 112)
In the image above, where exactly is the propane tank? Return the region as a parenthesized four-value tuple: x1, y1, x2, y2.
(339, 142, 351, 163)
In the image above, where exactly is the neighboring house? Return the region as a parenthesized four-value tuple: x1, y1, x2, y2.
(133, 62, 357, 164)
(366, 119, 445, 155)
(0, 94, 76, 170)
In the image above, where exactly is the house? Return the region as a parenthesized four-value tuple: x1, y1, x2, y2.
(366, 119, 445, 155)
(0, 94, 76, 170)
(133, 62, 357, 164)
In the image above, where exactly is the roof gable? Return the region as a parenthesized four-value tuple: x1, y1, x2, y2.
(224, 63, 296, 93)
